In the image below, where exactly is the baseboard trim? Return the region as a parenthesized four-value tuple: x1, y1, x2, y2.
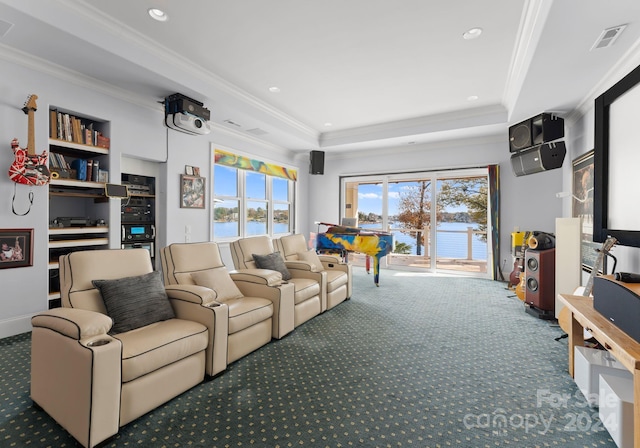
(0, 314, 34, 339)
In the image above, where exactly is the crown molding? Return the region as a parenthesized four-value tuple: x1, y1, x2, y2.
(57, 0, 317, 142)
(0, 43, 159, 111)
(319, 104, 507, 149)
(209, 122, 296, 160)
(502, 0, 552, 122)
(326, 133, 506, 162)
(567, 35, 640, 125)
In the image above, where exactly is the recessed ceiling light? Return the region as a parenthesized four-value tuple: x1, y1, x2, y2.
(324, 122, 333, 127)
(148, 8, 168, 22)
(467, 95, 479, 101)
(268, 86, 281, 93)
(463, 28, 482, 40)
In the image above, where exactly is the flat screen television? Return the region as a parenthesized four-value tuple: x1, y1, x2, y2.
(594, 62, 640, 248)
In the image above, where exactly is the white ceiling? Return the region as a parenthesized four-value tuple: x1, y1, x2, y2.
(1, 0, 640, 154)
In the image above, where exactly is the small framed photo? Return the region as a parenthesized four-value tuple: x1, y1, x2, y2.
(185, 165, 194, 176)
(0, 228, 34, 269)
(180, 175, 206, 209)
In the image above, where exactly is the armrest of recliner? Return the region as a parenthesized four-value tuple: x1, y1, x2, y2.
(233, 279, 295, 339)
(164, 284, 229, 377)
(31, 308, 122, 447)
(229, 269, 283, 286)
(164, 284, 220, 306)
(31, 307, 114, 342)
(284, 260, 316, 272)
(318, 254, 343, 264)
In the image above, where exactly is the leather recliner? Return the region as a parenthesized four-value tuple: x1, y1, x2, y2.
(275, 233, 352, 310)
(230, 236, 324, 327)
(31, 249, 210, 448)
(161, 241, 295, 374)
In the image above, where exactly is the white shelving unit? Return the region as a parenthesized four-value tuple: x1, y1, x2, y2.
(48, 109, 111, 308)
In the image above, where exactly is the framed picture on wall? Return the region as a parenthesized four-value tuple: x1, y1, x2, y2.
(180, 175, 206, 209)
(572, 150, 598, 272)
(0, 228, 33, 269)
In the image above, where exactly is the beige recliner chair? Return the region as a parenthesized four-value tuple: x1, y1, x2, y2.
(161, 241, 295, 373)
(31, 249, 210, 448)
(275, 233, 352, 310)
(230, 236, 323, 327)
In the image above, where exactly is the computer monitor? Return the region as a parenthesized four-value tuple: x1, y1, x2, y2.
(341, 217, 358, 228)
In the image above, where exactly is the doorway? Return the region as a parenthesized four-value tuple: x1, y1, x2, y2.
(342, 168, 491, 277)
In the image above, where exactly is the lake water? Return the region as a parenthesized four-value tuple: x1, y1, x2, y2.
(359, 222, 487, 260)
(214, 221, 487, 260)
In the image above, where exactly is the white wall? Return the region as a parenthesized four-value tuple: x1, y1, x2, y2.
(565, 107, 640, 280)
(307, 136, 564, 276)
(0, 56, 303, 337)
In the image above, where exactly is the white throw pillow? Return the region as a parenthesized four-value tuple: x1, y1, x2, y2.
(297, 249, 323, 272)
(191, 269, 243, 301)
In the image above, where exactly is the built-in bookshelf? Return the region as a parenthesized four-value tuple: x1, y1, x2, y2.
(48, 108, 111, 309)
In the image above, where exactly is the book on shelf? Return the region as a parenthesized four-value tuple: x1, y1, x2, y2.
(49, 109, 57, 139)
(49, 109, 109, 148)
(92, 160, 100, 182)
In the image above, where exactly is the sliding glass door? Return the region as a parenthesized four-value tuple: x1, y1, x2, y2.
(341, 168, 490, 277)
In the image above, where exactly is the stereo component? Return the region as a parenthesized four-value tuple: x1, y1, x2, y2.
(594, 276, 640, 343)
(525, 248, 556, 312)
(310, 150, 325, 175)
(122, 224, 155, 242)
(165, 93, 210, 120)
(511, 141, 566, 177)
(122, 241, 155, 259)
(509, 113, 564, 152)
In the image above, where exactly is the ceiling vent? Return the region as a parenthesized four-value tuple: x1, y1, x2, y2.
(591, 24, 627, 50)
(246, 128, 268, 136)
(223, 119, 242, 128)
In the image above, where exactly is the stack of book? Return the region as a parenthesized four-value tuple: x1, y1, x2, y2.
(49, 154, 104, 182)
(49, 110, 110, 149)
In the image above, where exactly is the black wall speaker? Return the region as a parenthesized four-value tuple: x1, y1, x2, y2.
(508, 113, 564, 152)
(510, 141, 566, 177)
(310, 150, 325, 175)
(525, 248, 555, 311)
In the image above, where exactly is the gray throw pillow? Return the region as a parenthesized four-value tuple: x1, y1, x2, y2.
(252, 252, 291, 280)
(92, 271, 175, 334)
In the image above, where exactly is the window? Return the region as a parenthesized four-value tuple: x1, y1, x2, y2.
(213, 149, 295, 239)
(341, 168, 491, 278)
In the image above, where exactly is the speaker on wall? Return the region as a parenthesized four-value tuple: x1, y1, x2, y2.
(508, 113, 564, 152)
(510, 141, 566, 177)
(525, 248, 556, 312)
(310, 150, 325, 175)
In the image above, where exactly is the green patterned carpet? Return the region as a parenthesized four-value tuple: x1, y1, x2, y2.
(0, 268, 616, 447)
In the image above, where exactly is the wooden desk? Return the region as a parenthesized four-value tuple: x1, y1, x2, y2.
(559, 294, 640, 447)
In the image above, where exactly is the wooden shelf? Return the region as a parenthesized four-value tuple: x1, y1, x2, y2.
(49, 191, 105, 199)
(48, 238, 108, 249)
(49, 138, 109, 155)
(50, 178, 105, 189)
(50, 226, 108, 235)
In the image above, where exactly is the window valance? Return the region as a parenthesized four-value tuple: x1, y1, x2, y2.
(214, 149, 297, 181)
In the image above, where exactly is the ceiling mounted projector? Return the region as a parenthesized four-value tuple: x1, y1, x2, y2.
(163, 93, 211, 135)
(165, 112, 211, 135)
